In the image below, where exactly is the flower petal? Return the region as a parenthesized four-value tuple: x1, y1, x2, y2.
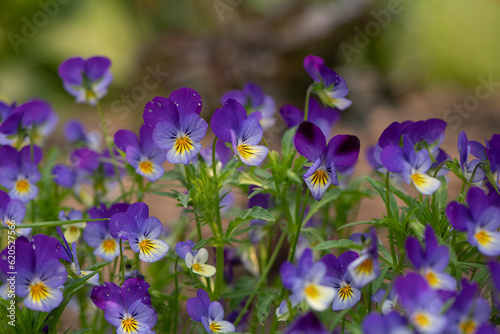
(303, 283, 336, 311)
(410, 173, 441, 195)
(294, 121, 326, 162)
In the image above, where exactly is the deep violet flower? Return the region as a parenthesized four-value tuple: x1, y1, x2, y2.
(0, 145, 42, 203)
(294, 121, 360, 201)
(304, 55, 352, 110)
(446, 187, 500, 257)
(284, 312, 329, 334)
(0, 235, 66, 312)
(457, 131, 485, 183)
(362, 311, 411, 334)
(221, 82, 276, 130)
(0, 189, 29, 237)
(110, 202, 169, 262)
(211, 99, 268, 166)
(280, 98, 340, 137)
(115, 124, 166, 182)
(186, 289, 235, 333)
(91, 278, 157, 334)
(83, 203, 129, 261)
(58, 56, 113, 105)
(347, 228, 380, 288)
(405, 225, 456, 291)
(144, 88, 208, 165)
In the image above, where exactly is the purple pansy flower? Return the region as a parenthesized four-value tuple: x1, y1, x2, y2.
(64, 120, 100, 149)
(373, 288, 401, 315)
(280, 98, 340, 137)
(175, 240, 215, 277)
(58, 56, 113, 105)
(0, 145, 42, 203)
(83, 203, 128, 261)
(0, 235, 66, 312)
(458, 131, 485, 183)
(446, 281, 494, 334)
(293, 121, 360, 201)
(446, 187, 500, 257)
(381, 135, 441, 195)
(284, 311, 329, 334)
(304, 55, 352, 110)
(405, 225, 456, 291)
(186, 289, 235, 333)
(58, 209, 84, 244)
(362, 311, 411, 334)
(57, 227, 99, 285)
(110, 202, 169, 263)
(211, 99, 268, 166)
(0, 189, 29, 237)
(277, 248, 335, 317)
(395, 273, 447, 334)
(321, 251, 361, 310)
(91, 278, 157, 334)
(347, 228, 380, 288)
(221, 82, 276, 130)
(144, 88, 208, 165)
(115, 124, 166, 182)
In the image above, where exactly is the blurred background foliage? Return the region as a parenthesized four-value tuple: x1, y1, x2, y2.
(1, 0, 500, 136)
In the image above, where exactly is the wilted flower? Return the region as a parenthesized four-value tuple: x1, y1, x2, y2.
(58, 56, 113, 105)
(294, 121, 360, 201)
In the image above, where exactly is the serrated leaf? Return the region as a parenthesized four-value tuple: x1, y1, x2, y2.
(225, 207, 274, 238)
(312, 239, 362, 251)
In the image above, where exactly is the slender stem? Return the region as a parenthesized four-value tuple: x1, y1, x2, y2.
(385, 171, 392, 218)
(341, 315, 346, 334)
(303, 85, 313, 121)
(289, 190, 310, 262)
(95, 100, 126, 195)
(135, 251, 140, 271)
(212, 138, 224, 239)
(212, 137, 225, 301)
(213, 245, 224, 300)
(173, 256, 180, 334)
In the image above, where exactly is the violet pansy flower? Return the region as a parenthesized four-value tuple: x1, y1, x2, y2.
(458, 131, 485, 183)
(186, 289, 235, 333)
(83, 203, 128, 261)
(362, 311, 411, 334)
(58, 209, 84, 244)
(115, 124, 166, 182)
(58, 56, 112, 105)
(347, 228, 380, 288)
(405, 225, 456, 291)
(91, 278, 157, 334)
(321, 251, 361, 311)
(381, 135, 441, 195)
(110, 202, 169, 263)
(395, 273, 447, 334)
(0, 235, 66, 312)
(221, 82, 276, 130)
(278, 248, 336, 317)
(211, 99, 268, 166)
(284, 312, 329, 334)
(144, 88, 208, 165)
(280, 98, 340, 137)
(0, 145, 42, 203)
(304, 55, 352, 110)
(293, 121, 360, 201)
(446, 187, 500, 257)
(175, 240, 216, 278)
(0, 189, 29, 237)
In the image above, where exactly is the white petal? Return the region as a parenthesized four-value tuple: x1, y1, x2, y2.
(192, 263, 216, 278)
(411, 173, 441, 195)
(303, 283, 336, 311)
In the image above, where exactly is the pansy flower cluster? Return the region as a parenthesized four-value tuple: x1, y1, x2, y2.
(0, 52, 499, 334)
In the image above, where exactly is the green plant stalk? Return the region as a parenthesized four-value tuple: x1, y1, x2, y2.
(303, 85, 313, 121)
(173, 256, 180, 334)
(212, 138, 225, 300)
(135, 251, 140, 271)
(0, 218, 110, 230)
(288, 189, 310, 262)
(95, 100, 126, 195)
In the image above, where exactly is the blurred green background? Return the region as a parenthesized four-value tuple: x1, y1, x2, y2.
(1, 0, 500, 142)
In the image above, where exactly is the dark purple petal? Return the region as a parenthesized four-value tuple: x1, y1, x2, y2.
(220, 90, 246, 106)
(248, 186, 270, 209)
(169, 87, 202, 120)
(280, 262, 298, 290)
(91, 281, 122, 310)
(294, 121, 326, 162)
(395, 273, 433, 313)
(0, 112, 23, 135)
(458, 131, 468, 168)
(467, 187, 490, 222)
(321, 254, 342, 279)
(243, 83, 265, 108)
(175, 240, 195, 259)
(1, 236, 34, 274)
(284, 311, 328, 334)
(127, 202, 149, 225)
(64, 120, 87, 144)
(378, 122, 402, 148)
(18, 100, 52, 128)
(324, 134, 360, 172)
(211, 99, 247, 143)
(489, 261, 500, 291)
(303, 55, 324, 82)
(56, 226, 72, 262)
(279, 104, 303, 128)
(71, 148, 99, 173)
(58, 57, 84, 85)
(84, 56, 111, 81)
(318, 65, 341, 87)
(19, 145, 42, 165)
(83, 221, 108, 248)
(446, 202, 470, 232)
(52, 164, 76, 188)
(109, 212, 138, 239)
(380, 145, 405, 174)
(143, 97, 179, 129)
(469, 140, 487, 160)
(121, 278, 151, 309)
(362, 313, 386, 334)
(186, 289, 210, 322)
(32, 234, 64, 264)
(406, 236, 424, 269)
(114, 129, 139, 153)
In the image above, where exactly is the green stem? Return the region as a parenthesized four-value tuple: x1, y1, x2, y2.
(95, 100, 126, 195)
(212, 137, 225, 301)
(289, 189, 310, 262)
(341, 315, 346, 334)
(173, 256, 180, 334)
(303, 85, 314, 121)
(213, 245, 224, 300)
(135, 251, 140, 271)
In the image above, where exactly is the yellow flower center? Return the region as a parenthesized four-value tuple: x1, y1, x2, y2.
(209, 321, 221, 332)
(192, 263, 202, 272)
(304, 284, 320, 299)
(339, 283, 353, 300)
(311, 168, 329, 186)
(121, 316, 139, 333)
(102, 239, 116, 253)
(475, 230, 491, 246)
(15, 179, 30, 194)
(139, 160, 154, 174)
(411, 173, 426, 186)
(175, 135, 193, 154)
(355, 258, 373, 276)
(30, 281, 49, 303)
(139, 238, 154, 255)
(413, 312, 430, 329)
(459, 319, 477, 334)
(86, 89, 95, 100)
(237, 144, 254, 160)
(425, 271, 439, 287)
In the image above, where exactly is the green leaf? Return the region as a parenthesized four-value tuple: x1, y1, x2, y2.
(225, 207, 274, 238)
(365, 176, 397, 217)
(193, 237, 216, 250)
(312, 239, 363, 251)
(71, 329, 91, 334)
(177, 190, 190, 208)
(256, 289, 275, 324)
